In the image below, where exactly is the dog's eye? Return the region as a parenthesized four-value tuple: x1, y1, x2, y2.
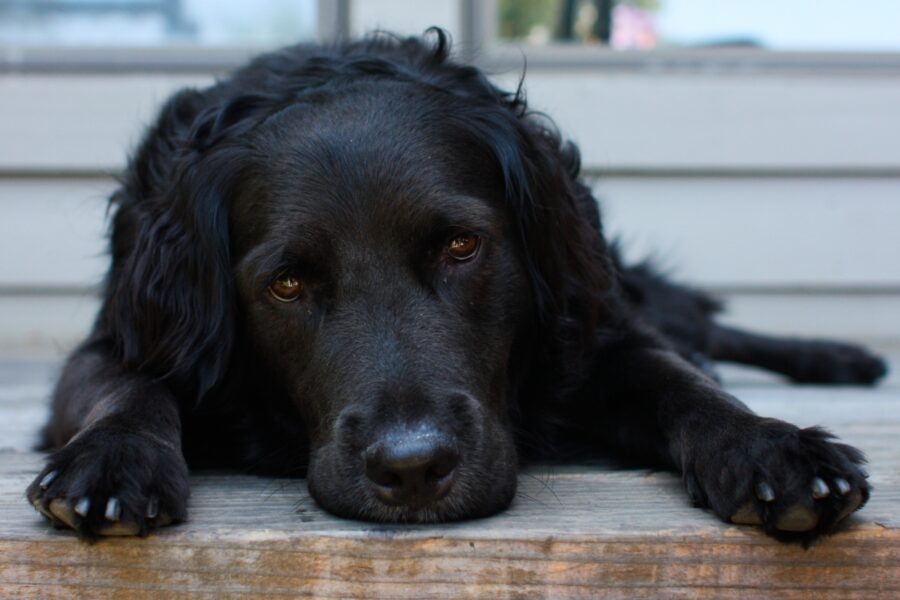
(446, 233, 480, 261)
(268, 275, 302, 303)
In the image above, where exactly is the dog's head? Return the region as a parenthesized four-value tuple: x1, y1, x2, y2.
(106, 31, 608, 522)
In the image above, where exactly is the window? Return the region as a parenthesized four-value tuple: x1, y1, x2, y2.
(0, 0, 317, 47)
(496, 0, 900, 52)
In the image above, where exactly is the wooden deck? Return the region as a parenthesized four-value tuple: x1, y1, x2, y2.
(1, 354, 898, 598)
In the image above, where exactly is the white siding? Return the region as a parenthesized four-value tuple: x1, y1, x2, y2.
(3, 175, 899, 291)
(1, 67, 899, 352)
(509, 71, 900, 172)
(0, 74, 211, 172)
(4, 72, 899, 172)
(598, 176, 900, 289)
(0, 179, 111, 287)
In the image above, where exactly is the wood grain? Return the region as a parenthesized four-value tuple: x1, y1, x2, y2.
(1, 363, 898, 598)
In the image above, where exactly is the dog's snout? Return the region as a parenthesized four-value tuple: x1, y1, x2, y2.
(364, 430, 459, 507)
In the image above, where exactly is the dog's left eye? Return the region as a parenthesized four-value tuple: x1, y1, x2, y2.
(268, 275, 302, 302)
(446, 233, 480, 261)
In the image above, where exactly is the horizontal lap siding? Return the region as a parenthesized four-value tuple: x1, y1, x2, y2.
(1, 71, 898, 350)
(597, 176, 900, 289)
(513, 72, 900, 172)
(0, 179, 111, 288)
(0, 75, 212, 172)
(3, 176, 899, 290)
(4, 72, 900, 172)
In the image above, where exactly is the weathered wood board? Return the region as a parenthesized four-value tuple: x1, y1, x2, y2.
(1, 358, 898, 598)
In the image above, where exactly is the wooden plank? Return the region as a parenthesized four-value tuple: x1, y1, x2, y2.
(0, 360, 898, 597)
(1, 289, 899, 359)
(0, 74, 211, 172)
(0, 178, 112, 287)
(719, 293, 900, 342)
(0, 294, 99, 357)
(1, 454, 898, 599)
(4, 176, 900, 290)
(3, 71, 900, 172)
(2, 177, 900, 350)
(598, 176, 900, 289)
(503, 71, 900, 172)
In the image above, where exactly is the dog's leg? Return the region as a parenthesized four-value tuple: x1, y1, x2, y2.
(26, 339, 189, 539)
(709, 324, 887, 385)
(586, 328, 869, 544)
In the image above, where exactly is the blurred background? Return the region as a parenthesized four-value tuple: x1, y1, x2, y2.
(1, 0, 899, 359)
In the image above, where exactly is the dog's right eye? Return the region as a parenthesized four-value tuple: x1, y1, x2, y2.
(446, 233, 480, 262)
(268, 275, 302, 303)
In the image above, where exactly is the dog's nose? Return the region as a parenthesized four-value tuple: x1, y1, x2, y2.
(364, 431, 459, 506)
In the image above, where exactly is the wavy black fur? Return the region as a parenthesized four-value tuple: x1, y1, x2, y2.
(28, 29, 886, 544)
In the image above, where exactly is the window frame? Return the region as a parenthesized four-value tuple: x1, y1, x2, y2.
(0, 0, 349, 73)
(2, 0, 900, 75)
(463, 0, 900, 75)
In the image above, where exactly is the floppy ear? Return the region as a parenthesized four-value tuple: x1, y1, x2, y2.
(444, 86, 612, 389)
(460, 108, 611, 337)
(507, 119, 615, 392)
(102, 91, 275, 399)
(390, 29, 611, 372)
(514, 121, 612, 334)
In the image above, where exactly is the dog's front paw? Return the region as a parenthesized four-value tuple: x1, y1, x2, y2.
(684, 418, 869, 545)
(26, 421, 189, 539)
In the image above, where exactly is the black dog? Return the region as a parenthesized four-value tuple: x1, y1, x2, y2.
(27, 30, 886, 543)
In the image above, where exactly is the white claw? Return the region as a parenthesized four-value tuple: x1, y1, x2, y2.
(755, 481, 775, 502)
(812, 477, 831, 499)
(39, 470, 58, 490)
(74, 497, 91, 517)
(105, 497, 121, 521)
(146, 497, 159, 519)
(835, 478, 852, 496)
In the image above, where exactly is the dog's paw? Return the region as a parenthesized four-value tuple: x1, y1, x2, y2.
(26, 421, 189, 539)
(684, 418, 869, 545)
(789, 341, 887, 385)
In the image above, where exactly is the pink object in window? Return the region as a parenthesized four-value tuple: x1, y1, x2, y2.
(611, 4, 658, 50)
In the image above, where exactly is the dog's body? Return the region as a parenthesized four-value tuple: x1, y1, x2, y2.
(28, 31, 886, 543)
